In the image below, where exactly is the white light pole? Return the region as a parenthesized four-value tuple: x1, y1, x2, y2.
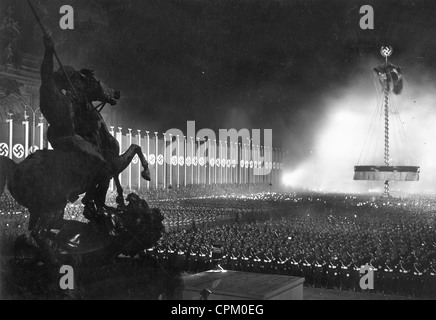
(128, 128, 132, 190)
(146, 131, 150, 189)
(177, 134, 180, 188)
(196, 137, 200, 185)
(190, 136, 194, 185)
(6, 113, 13, 159)
(137, 129, 141, 191)
(25, 105, 41, 152)
(22, 111, 29, 158)
(154, 132, 158, 189)
(169, 133, 173, 188)
(117, 127, 123, 183)
(184, 136, 187, 187)
(163, 133, 167, 189)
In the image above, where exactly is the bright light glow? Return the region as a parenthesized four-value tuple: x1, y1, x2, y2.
(283, 59, 436, 195)
(282, 167, 306, 186)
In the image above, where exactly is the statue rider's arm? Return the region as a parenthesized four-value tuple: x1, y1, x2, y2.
(40, 35, 74, 129)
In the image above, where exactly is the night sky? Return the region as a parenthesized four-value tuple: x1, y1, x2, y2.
(2, 0, 436, 167)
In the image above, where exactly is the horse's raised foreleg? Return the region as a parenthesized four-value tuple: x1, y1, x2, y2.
(113, 144, 151, 182)
(113, 176, 125, 207)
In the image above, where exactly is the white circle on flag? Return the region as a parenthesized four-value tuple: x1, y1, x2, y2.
(178, 156, 184, 166)
(13, 144, 24, 159)
(240, 160, 245, 168)
(199, 157, 205, 166)
(132, 154, 139, 164)
(250, 161, 254, 169)
(216, 158, 221, 167)
(193, 157, 198, 166)
(221, 159, 226, 167)
(171, 156, 177, 166)
(232, 159, 237, 168)
(186, 157, 192, 167)
(0, 143, 9, 157)
(210, 158, 215, 167)
(254, 161, 258, 169)
(149, 154, 156, 165)
(245, 161, 249, 169)
(157, 154, 164, 165)
(269, 162, 273, 169)
(273, 162, 277, 169)
(226, 159, 231, 168)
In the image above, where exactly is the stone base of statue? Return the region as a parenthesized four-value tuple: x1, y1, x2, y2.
(0, 194, 171, 300)
(1, 253, 186, 300)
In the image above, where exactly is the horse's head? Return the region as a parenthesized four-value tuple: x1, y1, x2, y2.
(54, 67, 121, 105)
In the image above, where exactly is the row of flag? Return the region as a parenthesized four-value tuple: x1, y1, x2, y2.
(0, 118, 285, 190)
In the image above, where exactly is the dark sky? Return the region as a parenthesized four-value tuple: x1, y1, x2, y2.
(2, 0, 436, 161)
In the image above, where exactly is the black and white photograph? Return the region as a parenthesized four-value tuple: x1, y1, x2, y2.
(0, 0, 436, 305)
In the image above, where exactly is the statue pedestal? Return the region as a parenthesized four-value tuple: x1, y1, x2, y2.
(182, 270, 304, 300)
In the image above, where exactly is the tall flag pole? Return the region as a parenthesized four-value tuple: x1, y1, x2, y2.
(261, 145, 265, 184)
(128, 128, 132, 190)
(163, 133, 167, 189)
(184, 136, 187, 187)
(154, 132, 158, 189)
(169, 133, 173, 188)
(196, 137, 200, 185)
(243, 143, 246, 184)
(225, 140, 228, 184)
(117, 127, 123, 182)
(109, 126, 115, 191)
(6, 114, 13, 159)
(177, 134, 180, 188)
(229, 140, 233, 184)
(253, 144, 256, 184)
(239, 143, 242, 185)
(190, 137, 194, 185)
(146, 131, 150, 189)
(38, 116, 44, 150)
(219, 140, 222, 184)
(203, 139, 207, 184)
(235, 142, 238, 184)
(207, 137, 212, 185)
(22, 111, 29, 158)
(382, 46, 392, 197)
(247, 138, 251, 186)
(137, 130, 141, 191)
(213, 139, 217, 184)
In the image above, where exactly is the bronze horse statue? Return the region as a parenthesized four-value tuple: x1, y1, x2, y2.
(0, 35, 159, 264)
(0, 152, 164, 266)
(40, 34, 150, 210)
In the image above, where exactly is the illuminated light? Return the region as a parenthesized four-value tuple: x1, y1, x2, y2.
(282, 168, 305, 186)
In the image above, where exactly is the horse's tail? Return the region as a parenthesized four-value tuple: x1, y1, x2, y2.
(0, 156, 17, 197)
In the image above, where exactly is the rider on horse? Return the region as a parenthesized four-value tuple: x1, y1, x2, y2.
(40, 34, 150, 210)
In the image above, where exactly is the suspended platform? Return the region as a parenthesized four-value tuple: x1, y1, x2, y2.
(354, 165, 420, 181)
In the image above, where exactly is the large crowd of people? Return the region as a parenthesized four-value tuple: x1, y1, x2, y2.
(1, 184, 436, 298)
